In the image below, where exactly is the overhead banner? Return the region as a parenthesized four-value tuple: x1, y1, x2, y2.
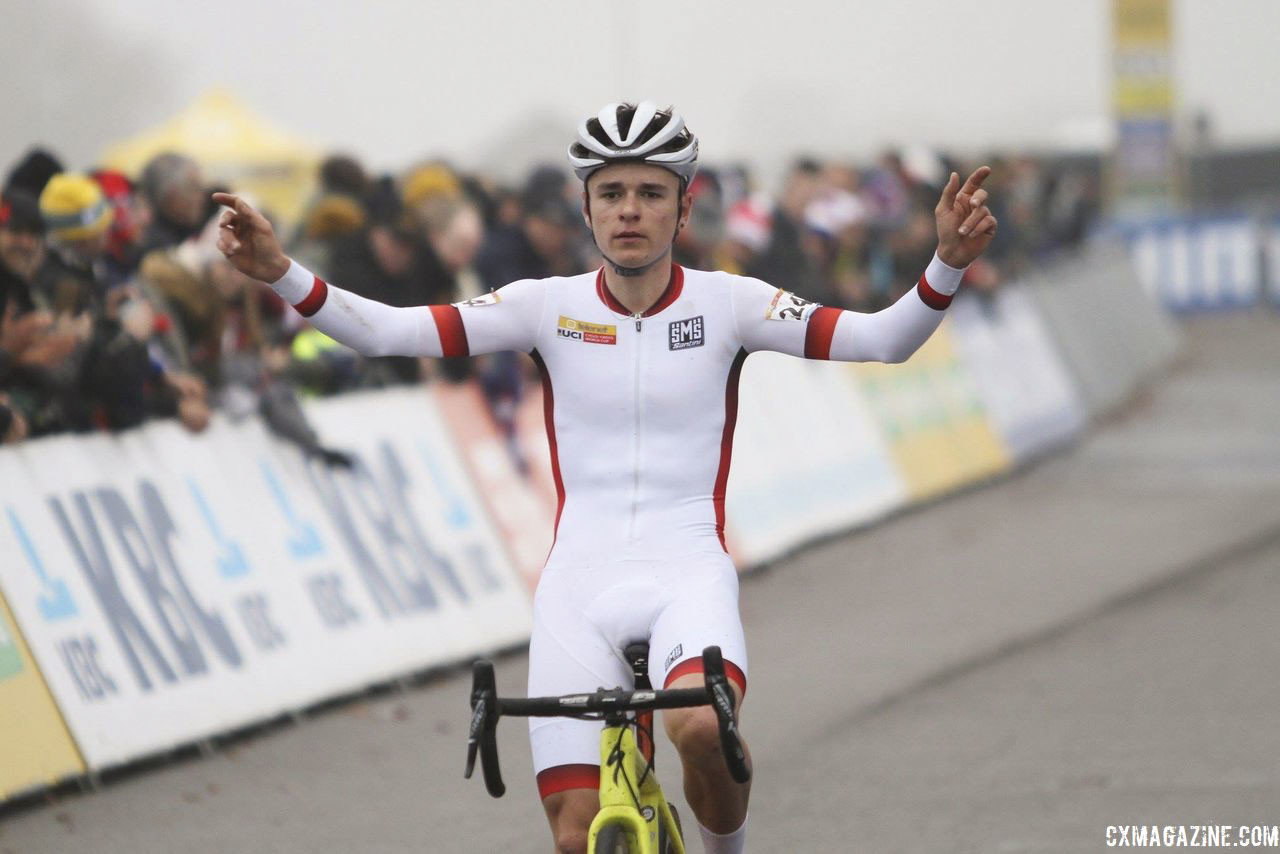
(947, 287, 1086, 461)
(0, 588, 85, 800)
(850, 321, 1011, 501)
(1111, 0, 1177, 213)
(0, 388, 531, 772)
(727, 353, 906, 566)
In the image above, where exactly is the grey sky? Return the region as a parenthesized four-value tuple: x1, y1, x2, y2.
(4, 0, 1275, 181)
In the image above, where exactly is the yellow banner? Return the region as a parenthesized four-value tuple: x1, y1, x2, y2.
(0, 588, 85, 800)
(1112, 0, 1173, 115)
(1113, 0, 1171, 49)
(1113, 79, 1174, 114)
(851, 322, 1010, 501)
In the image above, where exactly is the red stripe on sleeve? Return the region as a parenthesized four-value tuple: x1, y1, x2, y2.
(429, 305, 470, 357)
(916, 274, 954, 311)
(803, 306, 842, 360)
(663, 656, 748, 699)
(535, 764, 600, 799)
(294, 276, 329, 317)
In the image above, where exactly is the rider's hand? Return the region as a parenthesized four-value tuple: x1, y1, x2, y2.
(211, 193, 291, 284)
(935, 166, 998, 269)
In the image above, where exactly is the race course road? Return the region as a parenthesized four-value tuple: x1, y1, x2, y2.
(3, 312, 1278, 853)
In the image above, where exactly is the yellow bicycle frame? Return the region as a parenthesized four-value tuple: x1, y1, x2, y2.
(586, 720, 684, 853)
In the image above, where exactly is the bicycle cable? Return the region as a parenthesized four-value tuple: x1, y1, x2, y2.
(606, 724, 643, 809)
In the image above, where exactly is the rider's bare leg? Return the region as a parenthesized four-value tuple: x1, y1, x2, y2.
(541, 786, 598, 854)
(662, 673, 750, 834)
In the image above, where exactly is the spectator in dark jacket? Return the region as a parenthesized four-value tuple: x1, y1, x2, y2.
(138, 153, 210, 253)
(2, 189, 86, 436)
(37, 173, 209, 434)
(325, 178, 456, 384)
(746, 158, 829, 305)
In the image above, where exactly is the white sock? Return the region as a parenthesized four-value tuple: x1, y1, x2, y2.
(697, 815, 747, 854)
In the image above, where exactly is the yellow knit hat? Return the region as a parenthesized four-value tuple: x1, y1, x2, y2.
(401, 163, 461, 207)
(39, 173, 115, 241)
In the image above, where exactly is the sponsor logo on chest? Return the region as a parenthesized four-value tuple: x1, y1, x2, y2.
(668, 315, 705, 350)
(557, 315, 617, 345)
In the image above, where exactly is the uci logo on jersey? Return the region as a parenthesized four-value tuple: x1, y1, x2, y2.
(668, 315, 704, 351)
(557, 315, 617, 345)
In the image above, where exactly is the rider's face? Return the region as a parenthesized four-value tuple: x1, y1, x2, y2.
(583, 163, 689, 270)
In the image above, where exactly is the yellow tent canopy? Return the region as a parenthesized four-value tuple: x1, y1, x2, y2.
(100, 89, 318, 225)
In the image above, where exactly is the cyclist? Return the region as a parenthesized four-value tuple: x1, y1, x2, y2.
(214, 101, 996, 854)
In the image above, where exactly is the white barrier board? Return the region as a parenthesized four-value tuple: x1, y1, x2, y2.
(1266, 220, 1280, 304)
(1129, 218, 1260, 311)
(947, 287, 1086, 461)
(0, 388, 530, 771)
(726, 352, 907, 566)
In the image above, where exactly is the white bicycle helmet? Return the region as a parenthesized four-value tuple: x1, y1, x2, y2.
(568, 101, 699, 187)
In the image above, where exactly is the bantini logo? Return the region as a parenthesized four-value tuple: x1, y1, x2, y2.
(668, 315, 704, 350)
(557, 315, 617, 345)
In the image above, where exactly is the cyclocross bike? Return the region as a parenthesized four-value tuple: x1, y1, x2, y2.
(465, 644, 750, 853)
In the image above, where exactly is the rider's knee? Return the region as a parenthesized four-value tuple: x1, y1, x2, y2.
(543, 788, 596, 854)
(553, 827, 588, 854)
(665, 705, 723, 759)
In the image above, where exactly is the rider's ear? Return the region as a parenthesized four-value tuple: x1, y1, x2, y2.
(679, 191, 693, 231)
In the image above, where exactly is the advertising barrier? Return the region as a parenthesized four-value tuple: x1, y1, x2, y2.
(1266, 219, 1280, 306)
(1127, 216, 1261, 311)
(0, 587, 85, 800)
(726, 353, 907, 567)
(432, 382, 554, 591)
(947, 286, 1086, 462)
(1025, 245, 1180, 418)
(0, 388, 531, 772)
(850, 322, 1011, 501)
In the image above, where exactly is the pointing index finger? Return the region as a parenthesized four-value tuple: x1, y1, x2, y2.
(211, 191, 239, 209)
(960, 166, 992, 196)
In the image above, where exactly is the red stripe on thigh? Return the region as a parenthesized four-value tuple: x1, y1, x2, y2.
(663, 656, 747, 698)
(536, 763, 600, 800)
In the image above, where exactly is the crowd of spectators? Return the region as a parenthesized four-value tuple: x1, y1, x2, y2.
(0, 140, 1100, 450)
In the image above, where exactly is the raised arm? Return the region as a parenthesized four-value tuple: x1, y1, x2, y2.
(736, 167, 997, 363)
(212, 193, 539, 357)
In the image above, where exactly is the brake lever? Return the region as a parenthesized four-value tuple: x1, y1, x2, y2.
(464, 694, 486, 780)
(465, 660, 506, 797)
(701, 646, 751, 784)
